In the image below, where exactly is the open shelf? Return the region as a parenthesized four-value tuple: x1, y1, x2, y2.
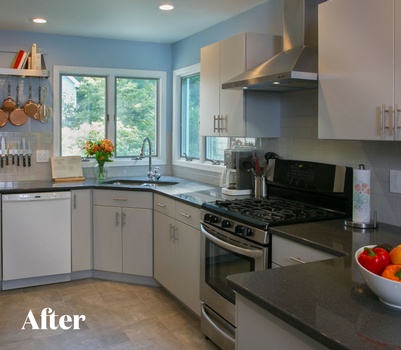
(0, 68, 49, 78)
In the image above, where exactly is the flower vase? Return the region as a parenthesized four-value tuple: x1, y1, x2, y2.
(94, 162, 108, 183)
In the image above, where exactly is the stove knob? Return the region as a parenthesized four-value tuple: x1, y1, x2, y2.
(235, 225, 252, 237)
(210, 215, 219, 224)
(243, 227, 252, 237)
(221, 220, 231, 228)
(204, 213, 212, 222)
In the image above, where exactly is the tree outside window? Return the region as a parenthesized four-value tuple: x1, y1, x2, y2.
(60, 74, 159, 158)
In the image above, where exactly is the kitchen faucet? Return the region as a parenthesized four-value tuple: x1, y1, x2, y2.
(139, 137, 160, 181)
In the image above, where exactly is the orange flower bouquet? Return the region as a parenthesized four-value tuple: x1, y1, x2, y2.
(83, 139, 114, 182)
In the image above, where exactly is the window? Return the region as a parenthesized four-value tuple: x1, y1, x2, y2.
(180, 73, 200, 159)
(53, 66, 166, 164)
(173, 64, 255, 170)
(205, 137, 229, 162)
(60, 75, 106, 156)
(115, 77, 158, 156)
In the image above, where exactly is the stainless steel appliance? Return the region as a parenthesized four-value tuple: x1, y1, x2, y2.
(200, 159, 353, 349)
(220, 148, 253, 195)
(222, 0, 326, 92)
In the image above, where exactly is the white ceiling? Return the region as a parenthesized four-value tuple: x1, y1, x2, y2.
(0, 0, 268, 44)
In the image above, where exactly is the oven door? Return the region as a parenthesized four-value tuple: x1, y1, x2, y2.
(200, 222, 267, 326)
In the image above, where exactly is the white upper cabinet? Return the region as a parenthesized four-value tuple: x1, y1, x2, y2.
(200, 32, 281, 137)
(318, 0, 401, 140)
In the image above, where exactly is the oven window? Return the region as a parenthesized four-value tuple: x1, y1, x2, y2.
(205, 238, 255, 304)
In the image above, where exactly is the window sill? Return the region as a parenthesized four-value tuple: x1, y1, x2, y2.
(82, 157, 166, 168)
(172, 158, 224, 173)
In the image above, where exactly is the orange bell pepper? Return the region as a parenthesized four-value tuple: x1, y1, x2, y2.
(381, 264, 401, 282)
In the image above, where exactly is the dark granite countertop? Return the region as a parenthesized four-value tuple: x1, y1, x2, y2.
(228, 220, 401, 350)
(0, 176, 223, 207)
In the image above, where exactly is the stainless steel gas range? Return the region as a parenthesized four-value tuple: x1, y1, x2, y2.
(200, 159, 353, 350)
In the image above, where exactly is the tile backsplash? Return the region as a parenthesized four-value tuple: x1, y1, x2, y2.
(0, 131, 53, 182)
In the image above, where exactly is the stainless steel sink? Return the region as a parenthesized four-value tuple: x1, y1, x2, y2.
(102, 179, 179, 187)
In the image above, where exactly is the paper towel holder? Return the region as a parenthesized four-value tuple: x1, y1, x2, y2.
(344, 211, 378, 229)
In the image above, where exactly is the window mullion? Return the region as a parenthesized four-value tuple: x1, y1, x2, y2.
(107, 75, 116, 145)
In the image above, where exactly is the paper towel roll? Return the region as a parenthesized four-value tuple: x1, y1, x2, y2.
(352, 168, 371, 223)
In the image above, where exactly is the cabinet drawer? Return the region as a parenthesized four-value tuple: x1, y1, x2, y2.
(154, 193, 176, 217)
(93, 190, 152, 208)
(272, 235, 335, 267)
(175, 201, 200, 229)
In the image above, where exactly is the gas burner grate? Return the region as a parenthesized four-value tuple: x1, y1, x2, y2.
(213, 198, 339, 224)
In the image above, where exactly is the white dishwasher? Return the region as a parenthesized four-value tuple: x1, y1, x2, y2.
(2, 191, 72, 290)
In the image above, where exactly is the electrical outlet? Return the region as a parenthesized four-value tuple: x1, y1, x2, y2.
(390, 170, 401, 193)
(36, 150, 50, 163)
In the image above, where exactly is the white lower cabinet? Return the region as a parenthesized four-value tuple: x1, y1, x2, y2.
(271, 234, 336, 268)
(153, 193, 201, 316)
(93, 190, 153, 277)
(236, 294, 329, 350)
(71, 189, 92, 272)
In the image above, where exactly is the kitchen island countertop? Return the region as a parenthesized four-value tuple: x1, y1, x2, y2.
(228, 220, 401, 350)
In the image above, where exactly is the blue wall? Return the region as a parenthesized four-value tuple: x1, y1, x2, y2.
(172, 0, 282, 69)
(0, 0, 283, 132)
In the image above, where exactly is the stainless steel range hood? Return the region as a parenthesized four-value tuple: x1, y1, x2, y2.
(222, 0, 326, 92)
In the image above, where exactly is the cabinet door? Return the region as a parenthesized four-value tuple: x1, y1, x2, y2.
(200, 33, 281, 137)
(219, 34, 246, 136)
(200, 41, 220, 136)
(175, 221, 201, 316)
(153, 211, 176, 292)
(71, 189, 92, 272)
(93, 206, 122, 273)
(318, 0, 394, 140)
(123, 207, 153, 276)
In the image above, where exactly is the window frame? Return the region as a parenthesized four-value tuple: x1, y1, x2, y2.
(53, 65, 167, 167)
(172, 63, 224, 173)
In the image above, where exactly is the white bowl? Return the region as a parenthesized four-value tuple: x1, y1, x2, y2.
(355, 245, 401, 309)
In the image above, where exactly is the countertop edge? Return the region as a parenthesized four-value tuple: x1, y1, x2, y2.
(228, 268, 349, 350)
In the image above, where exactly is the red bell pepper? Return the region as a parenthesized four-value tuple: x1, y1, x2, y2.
(358, 247, 391, 275)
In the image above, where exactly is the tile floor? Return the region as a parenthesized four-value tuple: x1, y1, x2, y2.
(0, 279, 220, 349)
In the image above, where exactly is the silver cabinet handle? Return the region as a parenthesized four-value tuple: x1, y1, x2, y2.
(381, 104, 390, 135)
(122, 211, 126, 227)
(179, 212, 191, 218)
(213, 115, 219, 133)
(113, 198, 128, 201)
(73, 193, 77, 209)
(116, 211, 120, 227)
(157, 202, 166, 207)
(173, 227, 178, 242)
(169, 224, 175, 241)
(395, 103, 401, 136)
(290, 256, 306, 264)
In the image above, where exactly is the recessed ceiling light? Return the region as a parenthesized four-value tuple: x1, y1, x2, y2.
(31, 18, 47, 24)
(159, 4, 174, 11)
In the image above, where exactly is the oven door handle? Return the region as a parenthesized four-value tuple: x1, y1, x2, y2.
(201, 224, 263, 258)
